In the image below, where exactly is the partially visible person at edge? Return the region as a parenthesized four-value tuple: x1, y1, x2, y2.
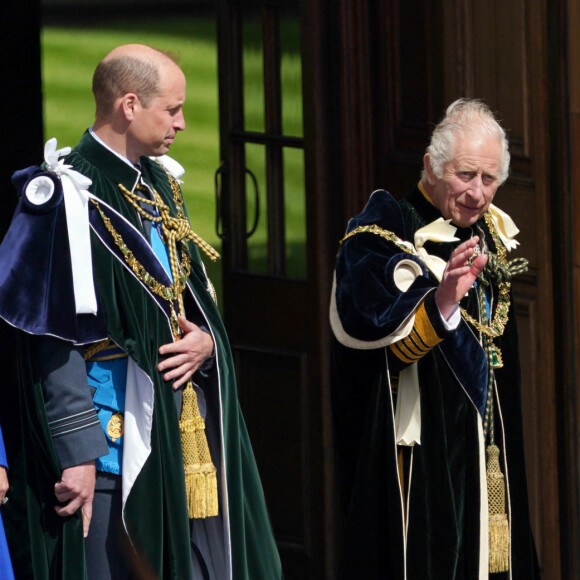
(0, 424, 15, 580)
(330, 98, 540, 579)
(0, 44, 282, 579)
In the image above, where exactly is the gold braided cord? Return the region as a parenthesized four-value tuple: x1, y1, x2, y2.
(487, 444, 510, 573)
(84, 338, 114, 361)
(339, 224, 414, 256)
(130, 174, 220, 306)
(180, 380, 219, 518)
(120, 182, 220, 263)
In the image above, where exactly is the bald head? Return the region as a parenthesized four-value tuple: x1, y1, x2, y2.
(91, 44, 187, 163)
(92, 44, 181, 119)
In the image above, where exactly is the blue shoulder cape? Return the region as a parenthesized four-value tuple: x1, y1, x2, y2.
(332, 188, 488, 415)
(0, 166, 106, 343)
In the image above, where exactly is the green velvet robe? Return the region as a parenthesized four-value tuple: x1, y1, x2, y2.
(1, 131, 282, 579)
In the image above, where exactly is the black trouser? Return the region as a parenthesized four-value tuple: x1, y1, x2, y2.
(84, 473, 130, 580)
(84, 472, 226, 580)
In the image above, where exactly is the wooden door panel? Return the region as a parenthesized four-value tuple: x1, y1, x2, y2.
(234, 346, 310, 575)
(227, 275, 308, 347)
(514, 294, 541, 535)
(217, 2, 330, 577)
(469, 1, 529, 144)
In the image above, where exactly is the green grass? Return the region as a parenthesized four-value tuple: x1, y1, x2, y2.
(239, 14, 306, 277)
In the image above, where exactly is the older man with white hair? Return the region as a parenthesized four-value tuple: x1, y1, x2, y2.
(330, 99, 540, 579)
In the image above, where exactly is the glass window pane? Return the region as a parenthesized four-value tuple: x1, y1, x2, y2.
(284, 147, 307, 278)
(245, 143, 268, 273)
(243, 9, 265, 133)
(280, 11, 303, 137)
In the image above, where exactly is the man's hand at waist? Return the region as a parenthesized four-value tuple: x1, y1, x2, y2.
(158, 316, 215, 390)
(54, 460, 96, 538)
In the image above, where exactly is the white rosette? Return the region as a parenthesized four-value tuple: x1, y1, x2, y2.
(25, 175, 57, 206)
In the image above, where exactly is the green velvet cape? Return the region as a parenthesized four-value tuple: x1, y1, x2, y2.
(1, 131, 282, 579)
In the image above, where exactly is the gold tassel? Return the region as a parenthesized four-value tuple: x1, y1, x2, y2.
(179, 381, 219, 519)
(486, 444, 510, 573)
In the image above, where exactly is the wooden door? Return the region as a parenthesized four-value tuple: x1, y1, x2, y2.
(216, 0, 575, 577)
(216, 1, 337, 577)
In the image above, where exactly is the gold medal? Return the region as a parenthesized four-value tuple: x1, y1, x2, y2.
(106, 412, 124, 443)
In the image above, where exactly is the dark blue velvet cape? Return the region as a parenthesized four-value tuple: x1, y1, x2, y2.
(0, 167, 107, 343)
(334, 188, 488, 416)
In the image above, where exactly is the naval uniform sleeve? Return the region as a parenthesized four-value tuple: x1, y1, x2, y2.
(387, 292, 452, 373)
(34, 336, 108, 470)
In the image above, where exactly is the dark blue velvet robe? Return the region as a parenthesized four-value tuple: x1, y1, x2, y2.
(331, 186, 539, 579)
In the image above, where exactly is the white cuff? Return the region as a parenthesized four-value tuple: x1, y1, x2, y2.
(439, 304, 460, 330)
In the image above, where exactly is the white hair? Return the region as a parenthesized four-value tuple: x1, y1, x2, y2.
(423, 98, 510, 185)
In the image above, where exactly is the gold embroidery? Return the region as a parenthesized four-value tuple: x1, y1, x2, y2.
(414, 300, 444, 347)
(390, 301, 445, 364)
(339, 224, 413, 256)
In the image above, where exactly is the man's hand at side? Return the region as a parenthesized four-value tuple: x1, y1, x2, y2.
(54, 460, 96, 538)
(0, 466, 9, 503)
(158, 316, 215, 390)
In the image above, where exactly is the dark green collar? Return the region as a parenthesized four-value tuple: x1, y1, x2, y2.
(405, 183, 443, 225)
(74, 130, 141, 192)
